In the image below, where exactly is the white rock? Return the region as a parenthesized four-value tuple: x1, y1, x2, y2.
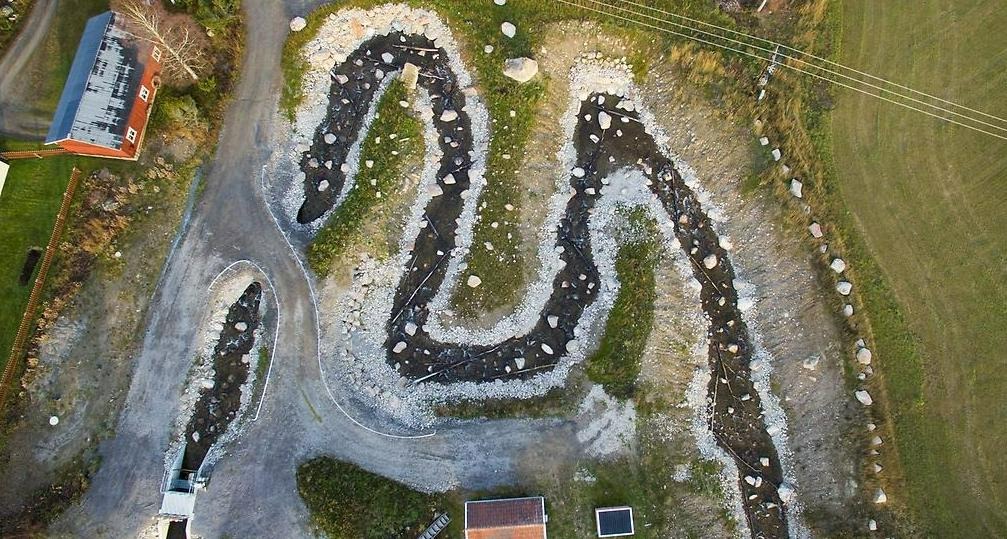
(404, 322, 418, 336)
(777, 482, 796, 504)
(759, 136, 769, 146)
(442, 173, 456, 185)
(857, 347, 873, 365)
(703, 253, 718, 269)
(289, 17, 306, 32)
(381, 52, 394, 64)
(400, 62, 419, 90)
(440, 109, 458, 122)
(514, 357, 525, 370)
(565, 339, 580, 353)
(809, 222, 823, 238)
(494, 0, 506, 4)
(49, 415, 59, 426)
(843, 303, 854, 317)
(868, 519, 878, 531)
(392, 341, 408, 354)
(789, 178, 803, 198)
(484, 44, 494, 54)
(873, 488, 887, 504)
(572, 167, 585, 178)
(502, 57, 539, 82)
(201, 379, 214, 389)
(830, 258, 847, 273)
(466, 275, 482, 288)
(324, 133, 337, 144)
(771, 148, 782, 161)
(501, 21, 516, 38)
(318, 180, 330, 192)
(335, 74, 349, 85)
(855, 390, 873, 406)
(598, 111, 612, 130)
(547, 315, 559, 329)
(802, 354, 820, 370)
(234, 321, 248, 332)
(836, 281, 853, 295)
(541, 343, 554, 355)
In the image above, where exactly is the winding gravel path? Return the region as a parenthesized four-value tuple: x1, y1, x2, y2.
(49, 2, 575, 537)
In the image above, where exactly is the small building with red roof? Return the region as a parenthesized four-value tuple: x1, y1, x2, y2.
(464, 496, 548, 539)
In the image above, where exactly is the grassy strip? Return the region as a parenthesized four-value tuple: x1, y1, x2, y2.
(584, 211, 659, 400)
(307, 80, 422, 276)
(297, 457, 441, 539)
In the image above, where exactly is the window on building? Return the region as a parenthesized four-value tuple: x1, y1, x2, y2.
(152, 47, 162, 62)
(139, 85, 150, 102)
(126, 127, 138, 144)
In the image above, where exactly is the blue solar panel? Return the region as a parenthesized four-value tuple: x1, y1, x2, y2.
(45, 12, 115, 144)
(597, 507, 634, 536)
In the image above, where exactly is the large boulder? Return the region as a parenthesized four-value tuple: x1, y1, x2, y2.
(503, 57, 539, 83)
(290, 17, 307, 32)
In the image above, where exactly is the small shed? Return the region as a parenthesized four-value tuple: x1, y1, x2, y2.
(464, 496, 547, 539)
(595, 506, 634, 537)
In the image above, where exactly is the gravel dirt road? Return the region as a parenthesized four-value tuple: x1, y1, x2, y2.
(0, 0, 58, 138)
(50, 3, 576, 537)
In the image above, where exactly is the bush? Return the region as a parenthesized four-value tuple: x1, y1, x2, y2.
(297, 457, 438, 539)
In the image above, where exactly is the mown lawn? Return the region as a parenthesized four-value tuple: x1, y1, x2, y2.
(832, 1, 1007, 535)
(0, 154, 77, 368)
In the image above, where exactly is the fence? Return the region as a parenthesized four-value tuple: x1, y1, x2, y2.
(0, 167, 82, 408)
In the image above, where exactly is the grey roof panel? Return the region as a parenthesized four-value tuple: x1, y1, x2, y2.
(46, 11, 146, 149)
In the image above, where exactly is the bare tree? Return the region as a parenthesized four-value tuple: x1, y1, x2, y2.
(120, 0, 206, 81)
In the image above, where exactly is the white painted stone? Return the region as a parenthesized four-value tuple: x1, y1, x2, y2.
(234, 321, 248, 332)
(771, 148, 782, 161)
(809, 222, 823, 238)
(789, 178, 803, 198)
(777, 482, 796, 504)
(381, 52, 394, 64)
(440, 109, 458, 122)
(405, 322, 418, 336)
(541, 343, 554, 355)
(324, 132, 337, 144)
(289, 17, 306, 32)
(873, 488, 887, 504)
(547, 315, 559, 329)
(836, 281, 853, 295)
(501, 21, 516, 38)
(515, 357, 525, 370)
(857, 347, 873, 365)
(466, 275, 482, 288)
(843, 303, 854, 317)
(868, 519, 878, 531)
(392, 341, 408, 354)
(830, 258, 847, 273)
(572, 167, 586, 178)
(855, 390, 873, 406)
(703, 253, 718, 269)
(598, 111, 612, 130)
(503, 57, 539, 82)
(49, 416, 59, 426)
(484, 44, 494, 54)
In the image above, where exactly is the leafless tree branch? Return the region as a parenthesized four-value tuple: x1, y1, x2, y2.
(120, 0, 206, 81)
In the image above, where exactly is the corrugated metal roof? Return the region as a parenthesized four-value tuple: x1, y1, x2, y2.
(46, 11, 146, 149)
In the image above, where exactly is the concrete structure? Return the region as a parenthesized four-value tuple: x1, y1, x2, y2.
(45, 11, 161, 160)
(464, 496, 548, 539)
(595, 506, 634, 537)
(158, 443, 197, 522)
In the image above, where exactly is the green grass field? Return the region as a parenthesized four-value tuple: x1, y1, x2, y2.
(832, 1, 1007, 535)
(0, 155, 77, 367)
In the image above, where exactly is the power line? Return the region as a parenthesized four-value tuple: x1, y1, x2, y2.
(553, 0, 1007, 140)
(610, 0, 1007, 125)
